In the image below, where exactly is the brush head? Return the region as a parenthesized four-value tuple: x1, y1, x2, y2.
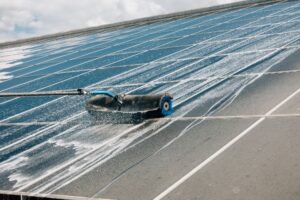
(85, 93, 174, 124)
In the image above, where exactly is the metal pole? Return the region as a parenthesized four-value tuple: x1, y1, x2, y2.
(0, 89, 87, 97)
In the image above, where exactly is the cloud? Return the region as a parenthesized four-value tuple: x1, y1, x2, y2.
(0, 0, 241, 42)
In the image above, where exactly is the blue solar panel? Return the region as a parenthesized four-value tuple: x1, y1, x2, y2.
(0, 0, 300, 197)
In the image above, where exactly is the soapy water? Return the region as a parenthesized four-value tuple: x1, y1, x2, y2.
(0, 73, 13, 83)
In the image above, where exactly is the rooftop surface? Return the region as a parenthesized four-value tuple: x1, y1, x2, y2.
(0, 0, 300, 200)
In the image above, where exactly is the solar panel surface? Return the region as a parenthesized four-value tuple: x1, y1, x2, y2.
(0, 1, 300, 200)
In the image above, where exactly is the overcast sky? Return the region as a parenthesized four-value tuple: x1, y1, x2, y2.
(0, 0, 241, 42)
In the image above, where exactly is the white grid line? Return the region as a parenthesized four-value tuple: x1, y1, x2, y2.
(1, 113, 299, 126)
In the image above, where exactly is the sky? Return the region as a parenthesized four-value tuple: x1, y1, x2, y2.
(0, 0, 241, 42)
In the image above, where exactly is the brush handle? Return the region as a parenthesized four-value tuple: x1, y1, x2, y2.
(0, 89, 87, 97)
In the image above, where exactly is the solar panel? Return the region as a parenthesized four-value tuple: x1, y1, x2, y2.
(0, 1, 300, 199)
